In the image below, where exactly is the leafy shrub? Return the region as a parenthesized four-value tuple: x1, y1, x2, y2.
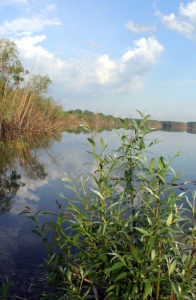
(26, 112, 196, 299)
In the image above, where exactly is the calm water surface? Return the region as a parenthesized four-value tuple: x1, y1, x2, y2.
(0, 129, 196, 296)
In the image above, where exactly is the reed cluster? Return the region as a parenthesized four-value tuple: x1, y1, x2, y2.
(0, 38, 64, 138)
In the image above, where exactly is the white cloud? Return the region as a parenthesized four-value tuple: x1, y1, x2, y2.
(96, 37, 163, 93)
(165, 79, 196, 86)
(46, 4, 57, 12)
(157, 11, 194, 37)
(11, 0, 28, 3)
(157, 1, 196, 40)
(0, 8, 163, 103)
(15, 35, 163, 98)
(3, 0, 28, 4)
(125, 21, 155, 33)
(0, 16, 61, 36)
(152, 0, 158, 10)
(180, 1, 196, 21)
(96, 55, 116, 84)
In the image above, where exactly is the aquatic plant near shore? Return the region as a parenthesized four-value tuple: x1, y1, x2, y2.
(25, 112, 196, 299)
(0, 277, 12, 300)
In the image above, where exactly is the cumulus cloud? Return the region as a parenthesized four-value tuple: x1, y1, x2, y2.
(0, 16, 61, 36)
(3, 0, 28, 4)
(180, 1, 196, 21)
(157, 1, 196, 40)
(15, 35, 163, 98)
(96, 37, 163, 93)
(125, 21, 155, 33)
(0, 11, 163, 100)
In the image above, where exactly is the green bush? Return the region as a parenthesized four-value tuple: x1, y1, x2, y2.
(26, 112, 196, 299)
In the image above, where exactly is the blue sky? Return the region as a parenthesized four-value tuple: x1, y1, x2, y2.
(1, 0, 196, 121)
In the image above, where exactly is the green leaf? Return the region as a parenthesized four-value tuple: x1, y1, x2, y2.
(157, 173, 166, 184)
(91, 189, 104, 200)
(173, 150, 181, 159)
(182, 253, 187, 263)
(169, 260, 177, 277)
(170, 281, 178, 295)
(135, 227, 150, 236)
(100, 137, 105, 150)
(89, 174, 99, 185)
(87, 138, 95, 147)
(32, 229, 41, 237)
(42, 211, 57, 216)
(107, 262, 124, 273)
(158, 156, 165, 170)
(73, 233, 80, 244)
(132, 119, 138, 130)
(114, 272, 127, 282)
(147, 216, 152, 225)
(130, 246, 142, 263)
(166, 212, 173, 226)
(149, 158, 155, 170)
(106, 285, 115, 292)
(143, 282, 152, 299)
(66, 269, 72, 281)
(140, 115, 150, 128)
(151, 249, 156, 261)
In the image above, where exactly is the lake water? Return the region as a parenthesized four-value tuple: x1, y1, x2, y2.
(0, 129, 196, 297)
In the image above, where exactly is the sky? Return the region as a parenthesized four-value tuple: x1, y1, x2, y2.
(1, 0, 196, 121)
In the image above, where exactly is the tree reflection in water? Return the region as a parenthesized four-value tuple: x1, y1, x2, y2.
(0, 170, 22, 214)
(0, 131, 62, 213)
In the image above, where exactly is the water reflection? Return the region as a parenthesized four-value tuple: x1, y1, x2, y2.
(0, 132, 62, 214)
(0, 128, 196, 298)
(0, 170, 23, 214)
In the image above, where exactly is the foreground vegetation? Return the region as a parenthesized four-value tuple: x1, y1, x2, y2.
(21, 113, 196, 299)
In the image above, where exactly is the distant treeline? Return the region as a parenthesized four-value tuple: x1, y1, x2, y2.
(62, 109, 123, 131)
(62, 109, 196, 133)
(146, 119, 196, 133)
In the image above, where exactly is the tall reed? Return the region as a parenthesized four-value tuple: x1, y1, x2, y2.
(0, 76, 64, 136)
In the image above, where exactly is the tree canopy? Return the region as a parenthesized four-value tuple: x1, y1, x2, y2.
(0, 37, 51, 94)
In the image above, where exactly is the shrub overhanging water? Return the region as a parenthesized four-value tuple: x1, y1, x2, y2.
(24, 113, 196, 299)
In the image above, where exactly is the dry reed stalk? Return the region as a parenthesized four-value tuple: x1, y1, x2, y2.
(12, 82, 20, 105)
(19, 91, 34, 129)
(25, 101, 35, 130)
(15, 82, 31, 124)
(3, 71, 10, 98)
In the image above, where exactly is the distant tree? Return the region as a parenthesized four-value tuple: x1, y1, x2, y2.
(83, 110, 95, 121)
(31, 74, 52, 95)
(0, 37, 28, 85)
(74, 109, 82, 116)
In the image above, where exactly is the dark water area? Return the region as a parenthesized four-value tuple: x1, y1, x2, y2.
(0, 129, 196, 298)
